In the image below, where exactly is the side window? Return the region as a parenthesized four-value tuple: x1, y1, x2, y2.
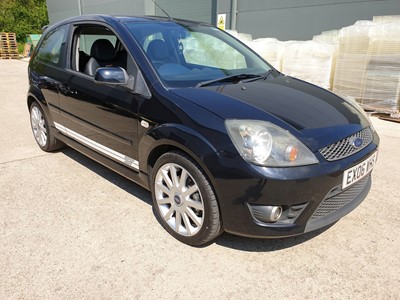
(71, 25, 138, 90)
(36, 25, 67, 67)
(78, 35, 117, 56)
(72, 26, 120, 74)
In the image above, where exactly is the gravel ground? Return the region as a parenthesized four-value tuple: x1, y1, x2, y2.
(0, 59, 399, 299)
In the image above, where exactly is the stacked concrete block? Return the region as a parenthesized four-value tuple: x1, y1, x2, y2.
(312, 30, 339, 43)
(332, 21, 375, 101)
(247, 38, 284, 71)
(362, 22, 400, 113)
(281, 40, 337, 90)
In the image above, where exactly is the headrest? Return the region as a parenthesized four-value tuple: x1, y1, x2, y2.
(90, 39, 116, 61)
(147, 39, 169, 60)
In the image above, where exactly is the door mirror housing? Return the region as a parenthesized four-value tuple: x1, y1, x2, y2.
(94, 67, 128, 85)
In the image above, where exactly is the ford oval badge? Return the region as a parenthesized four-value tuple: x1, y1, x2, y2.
(351, 137, 363, 148)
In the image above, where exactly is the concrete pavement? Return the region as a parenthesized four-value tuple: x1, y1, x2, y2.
(0, 59, 399, 299)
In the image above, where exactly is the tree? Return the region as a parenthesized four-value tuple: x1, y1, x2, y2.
(0, 0, 49, 42)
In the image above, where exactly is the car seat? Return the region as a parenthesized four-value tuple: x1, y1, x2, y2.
(146, 39, 176, 68)
(84, 39, 116, 76)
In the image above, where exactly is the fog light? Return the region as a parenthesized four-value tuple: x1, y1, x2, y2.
(248, 204, 283, 223)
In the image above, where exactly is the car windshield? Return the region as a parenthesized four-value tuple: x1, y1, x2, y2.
(123, 21, 272, 88)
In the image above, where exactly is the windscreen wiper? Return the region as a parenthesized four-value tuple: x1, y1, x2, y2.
(242, 69, 273, 83)
(196, 73, 264, 88)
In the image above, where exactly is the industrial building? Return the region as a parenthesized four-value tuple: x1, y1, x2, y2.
(46, 0, 400, 40)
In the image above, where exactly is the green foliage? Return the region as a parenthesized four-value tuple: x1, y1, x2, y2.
(18, 43, 25, 54)
(0, 0, 49, 42)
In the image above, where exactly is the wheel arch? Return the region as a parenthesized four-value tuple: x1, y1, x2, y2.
(27, 94, 38, 110)
(27, 86, 57, 127)
(140, 123, 221, 189)
(27, 84, 47, 107)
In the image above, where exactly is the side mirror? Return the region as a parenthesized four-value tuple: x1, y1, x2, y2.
(94, 67, 128, 85)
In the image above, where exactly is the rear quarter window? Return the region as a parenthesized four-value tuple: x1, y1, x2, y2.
(36, 25, 68, 67)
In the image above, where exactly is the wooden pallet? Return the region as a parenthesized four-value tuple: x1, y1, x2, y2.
(0, 50, 18, 54)
(0, 54, 19, 59)
(0, 45, 17, 51)
(0, 32, 16, 40)
(0, 32, 18, 59)
(0, 40, 17, 45)
(379, 115, 400, 123)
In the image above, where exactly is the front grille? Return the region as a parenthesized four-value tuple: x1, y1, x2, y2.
(310, 176, 369, 221)
(319, 127, 373, 161)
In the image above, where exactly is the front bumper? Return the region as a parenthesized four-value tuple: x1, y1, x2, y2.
(205, 135, 379, 238)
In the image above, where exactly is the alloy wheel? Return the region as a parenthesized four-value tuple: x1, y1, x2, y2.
(30, 106, 47, 147)
(154, 163, 205, 236)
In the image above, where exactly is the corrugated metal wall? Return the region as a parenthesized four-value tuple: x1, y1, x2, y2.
(218, 0, 400, 40)
(46, 1, 80, 24)
(46, 0, 215, 25)
(46, 0, 155, 24)
(154, 0, 216, 24)
(46, 0, 400, 40)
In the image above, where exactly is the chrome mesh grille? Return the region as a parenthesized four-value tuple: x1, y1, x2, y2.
(310, 176, 369, 221)
(319, 127, 373, 161)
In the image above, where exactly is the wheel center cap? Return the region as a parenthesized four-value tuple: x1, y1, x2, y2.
(174, 194, 182, 206)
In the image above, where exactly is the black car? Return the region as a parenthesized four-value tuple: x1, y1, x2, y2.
(27, 15, 379, 246)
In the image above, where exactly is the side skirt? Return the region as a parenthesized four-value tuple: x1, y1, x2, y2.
(54, 128, 150, 191)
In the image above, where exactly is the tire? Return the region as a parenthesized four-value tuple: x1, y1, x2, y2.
(151, 151, 222, 246)
(29, 102, 64, 152)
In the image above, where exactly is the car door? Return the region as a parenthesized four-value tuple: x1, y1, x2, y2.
(57, 24, 143, 171)
(29, 24, 70, 126)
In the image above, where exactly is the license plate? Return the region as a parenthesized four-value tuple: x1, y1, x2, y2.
(342, 151, 378, 189)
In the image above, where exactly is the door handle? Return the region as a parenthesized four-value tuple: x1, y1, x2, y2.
(58, 83, 77, 95)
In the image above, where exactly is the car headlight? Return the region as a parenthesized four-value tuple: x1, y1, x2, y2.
(225, 120, 318, 167)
